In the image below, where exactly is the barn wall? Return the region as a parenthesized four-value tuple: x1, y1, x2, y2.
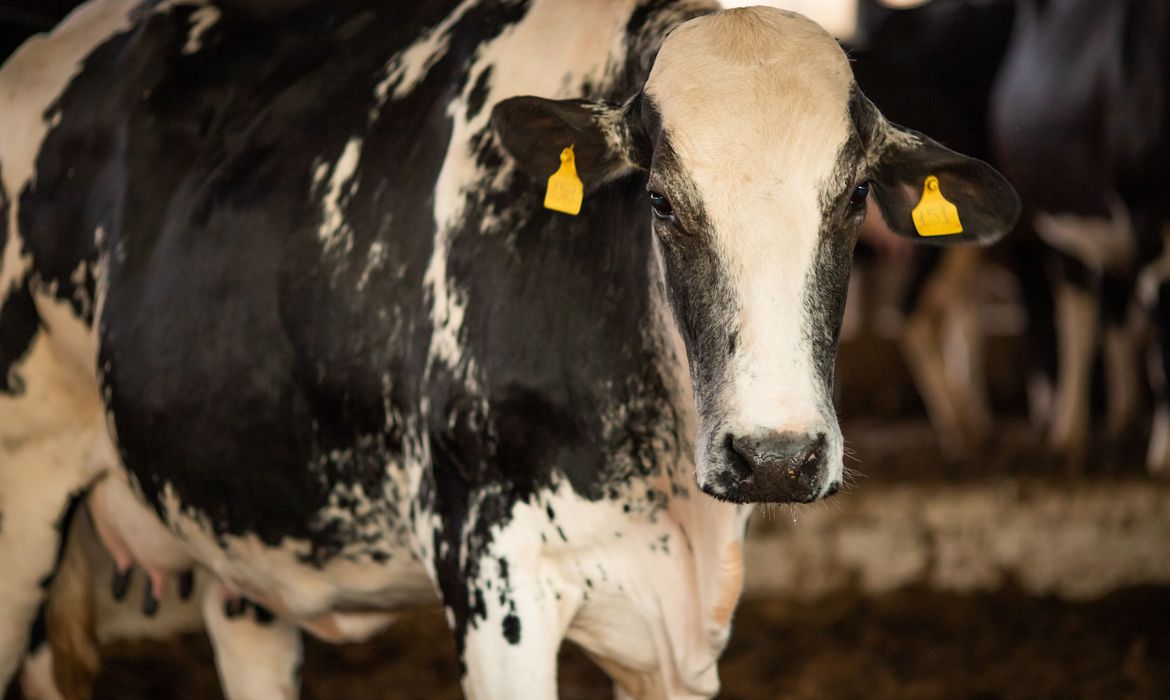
(746, 480, 1170, 600)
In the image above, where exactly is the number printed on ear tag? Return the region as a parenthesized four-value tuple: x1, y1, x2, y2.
(544, 145, 583, 216)
(912, 175, 964, 237)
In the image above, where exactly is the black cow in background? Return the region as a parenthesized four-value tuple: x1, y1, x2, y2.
(848, 0, 1055, 457)
(850, 0, 1170, 472)
(851, 0, 1013, 155)
(992, 0, 1170, 473)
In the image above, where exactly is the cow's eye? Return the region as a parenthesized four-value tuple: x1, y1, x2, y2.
(649, 191, 674, 220)
(849, 181, 871, 209)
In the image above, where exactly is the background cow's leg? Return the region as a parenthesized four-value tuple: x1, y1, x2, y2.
(1148, 340, 1170, 477)
(944, 297, 993, 449)
(900, 247, 988, 456)
(202, 581, 303, 700)
(1049, 259, 1100, 470)
(1102, 310, 1145, 445)
(1101, 272, 1145, 447)
(1137, 241, 1170, 477)
(1011, 237, 1060, 432)
(902, 309, 965, 452)
(1139, 229, 1170, 476)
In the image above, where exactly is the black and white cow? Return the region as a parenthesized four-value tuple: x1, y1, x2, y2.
(992, 0, 1170, 472)
(0, 1, 1018, 697)
(850, 0, 1023, 457)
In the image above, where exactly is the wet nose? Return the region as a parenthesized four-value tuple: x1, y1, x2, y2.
(726, 431, 827, 503)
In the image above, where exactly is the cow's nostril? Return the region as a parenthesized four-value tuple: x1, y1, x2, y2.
(791, 433, 826, 473)
(725, 433, 753, 478)
(825, 480, 841, 498)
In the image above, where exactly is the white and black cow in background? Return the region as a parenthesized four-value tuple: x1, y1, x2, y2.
(850, 0, 1027, 457)
(992, 0, 1170, 473)
(0, 1, 1018, 697)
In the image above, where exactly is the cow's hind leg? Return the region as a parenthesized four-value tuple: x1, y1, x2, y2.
(202, 581, 303, 700)
(0, 324, 104, 688)
(0, 438, 97, 688)
(19, 642, 64, 700)
(0, 438, 92, 688)
(41, 504, 103, 700)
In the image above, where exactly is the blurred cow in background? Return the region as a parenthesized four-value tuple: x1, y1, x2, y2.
(992, 0, 1170, 473)
(850, 0, 1170, 475)
(848, 0, 1037, 457)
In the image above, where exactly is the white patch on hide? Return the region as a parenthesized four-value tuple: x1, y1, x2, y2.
(372, 0, 480, 109)
(182, 5, 221, 55)
(315, 137, 363, 254)
(1034, 200, 1134, 275)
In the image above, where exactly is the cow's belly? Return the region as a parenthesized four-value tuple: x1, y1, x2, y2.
(90, 470, 437, 627)
(22, 268, 437, 631)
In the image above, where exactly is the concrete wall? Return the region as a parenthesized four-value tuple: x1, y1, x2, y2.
(744, 479, 1170, 600)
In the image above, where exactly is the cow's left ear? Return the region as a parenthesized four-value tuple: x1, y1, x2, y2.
(855, 92, 1021, 246)
(491, 96, 644, 191)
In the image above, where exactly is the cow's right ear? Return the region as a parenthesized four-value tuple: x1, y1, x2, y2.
(491, 96, 645, 191)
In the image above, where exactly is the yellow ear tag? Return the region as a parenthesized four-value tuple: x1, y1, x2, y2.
(911, 175, 964, 237)
(544, 145, 583, 216)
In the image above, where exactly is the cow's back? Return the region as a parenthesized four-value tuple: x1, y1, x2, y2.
(992, 0, 1170, 217)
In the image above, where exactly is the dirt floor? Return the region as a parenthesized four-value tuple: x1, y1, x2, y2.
(42, 585, 1161, 699)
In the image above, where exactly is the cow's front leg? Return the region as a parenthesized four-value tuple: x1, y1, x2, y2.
(434, 525, 577, 700)
(457, 564, 569, 700)
(201, 581, 303, 700)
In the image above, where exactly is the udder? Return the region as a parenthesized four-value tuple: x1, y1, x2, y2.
(87, 473, 196, 611)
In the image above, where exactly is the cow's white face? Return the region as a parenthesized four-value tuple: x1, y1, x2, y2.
(493, 7, 1019, 503)
(640, 10, 858, 502)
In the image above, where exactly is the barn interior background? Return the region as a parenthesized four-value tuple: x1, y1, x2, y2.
(3, 0, 1168, 698)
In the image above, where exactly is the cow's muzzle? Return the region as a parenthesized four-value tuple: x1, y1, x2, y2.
(702, 430, 840, 503)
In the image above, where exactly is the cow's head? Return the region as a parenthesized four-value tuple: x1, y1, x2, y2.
(492, 7, 1018, 504)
